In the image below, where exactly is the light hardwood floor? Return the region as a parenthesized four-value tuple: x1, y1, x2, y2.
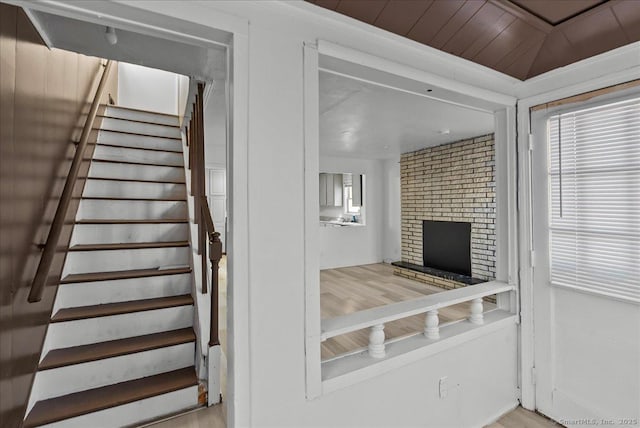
(320, 263, 495, 359)
(150, 404, 558, 428)
(487, 407, 561, 428)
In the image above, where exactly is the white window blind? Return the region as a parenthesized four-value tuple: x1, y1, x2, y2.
(548, 97, 640, 303)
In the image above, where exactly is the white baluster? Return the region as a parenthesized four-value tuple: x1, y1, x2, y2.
(469, 298, 484, 325)
(424, 310, 440, 339)
(368, 324, 386, 358)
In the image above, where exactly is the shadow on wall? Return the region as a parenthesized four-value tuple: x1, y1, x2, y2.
(0, 4, 118, 426)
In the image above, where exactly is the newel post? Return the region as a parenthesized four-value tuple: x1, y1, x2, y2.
(424, 309, 440, 339)
(368, 324, 386, 358)
(469, 298, 484, 325)
(209, 231, 223, 347)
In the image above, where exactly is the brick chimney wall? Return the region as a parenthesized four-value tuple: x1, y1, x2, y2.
(400, 134, 496, 281)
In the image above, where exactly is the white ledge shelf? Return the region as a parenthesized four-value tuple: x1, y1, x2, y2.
(321, 281, 514, 341)
(321, 309, 517, 394)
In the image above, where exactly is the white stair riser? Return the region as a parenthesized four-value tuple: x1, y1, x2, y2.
(63, 247, 190, 276)
(88, 162, 185, 183)
(43, 306, 193, 352)
(71, 223, 189, 246)
(32, 343, 194, 403)
(105, 106, 179, 127)
(83, 180, 186, 200)
(99, 117, 181, 139)
(54, 274, 191, 311)
(93, 145, 183, 166)
(40, 385, 198, 428)
(97, 130, 182, 152)
(77, 199, 187, 220)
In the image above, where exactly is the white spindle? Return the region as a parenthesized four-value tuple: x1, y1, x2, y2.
(368, 324, 386, 358)
(424, 309, 440, 339)
(469, 298, 484, 325)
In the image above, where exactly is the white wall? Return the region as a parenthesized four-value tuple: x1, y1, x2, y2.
(319, 156, 382, 269)
(204, 82, 227, 168)
(268, 326, 519, 427)
(230, 10, 518, 428)
(551, 289, 640, 422)
(382, 158, 401, 263)
(75, 2, 522, 427)
(117, 62, 179, 115)
(318, 156, 402, 269)
(177, 74, 190, 126)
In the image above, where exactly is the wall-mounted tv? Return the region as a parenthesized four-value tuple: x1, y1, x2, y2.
(422, 220, 471, 277)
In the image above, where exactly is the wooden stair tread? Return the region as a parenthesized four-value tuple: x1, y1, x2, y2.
(89, 158, 184, 170)
(23, 367, 197, 427)
(39, 328, 195, 370)
(61, 266, 191, 284)
(81, 196, 187, 202)
(98, 114, 181, 129)
(105, 105, 179, 118)
(76, 219, 189, 224)
(81, 176, 186, 184)
(76, 195, 187, 202)
(94, 127, 182, 141)
(91, 158, 184, 168)
(69, 241, 189, 251)
(91, 157, 184, 169)
(97, 141, 183, 153)
(51, 295, 193, 322)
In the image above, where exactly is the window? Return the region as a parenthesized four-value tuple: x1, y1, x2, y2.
(548, 97, 639, 303)
(344, 185, 360, 214)
(342, 173, 362, 215)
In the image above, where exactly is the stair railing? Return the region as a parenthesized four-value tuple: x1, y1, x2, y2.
(185, 82, 222, 347)
(28, 60, 114, 303)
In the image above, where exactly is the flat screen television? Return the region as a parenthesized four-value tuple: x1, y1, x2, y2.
(423, 220, 471, 276)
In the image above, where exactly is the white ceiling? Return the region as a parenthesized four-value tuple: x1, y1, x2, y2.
(319, 71, 495, 159)
(30, 10, 226, 82)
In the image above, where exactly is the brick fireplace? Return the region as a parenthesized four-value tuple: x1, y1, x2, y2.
(395, 134, 496, 290)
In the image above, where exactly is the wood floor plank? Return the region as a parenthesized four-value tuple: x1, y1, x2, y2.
(320, 263, 495, 360)
(485, 407, 561, 428)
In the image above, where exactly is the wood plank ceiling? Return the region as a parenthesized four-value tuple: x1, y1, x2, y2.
(307, 0, 640, 80)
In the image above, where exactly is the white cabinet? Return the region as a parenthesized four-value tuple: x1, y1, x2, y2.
(352, 174, 363, 207)
(319, 173, 327, 206)
(319, 173, 343, 207)
(332, 173, 343, 206)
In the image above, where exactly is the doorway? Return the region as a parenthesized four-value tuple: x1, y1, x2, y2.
(530, 89, 640, 423)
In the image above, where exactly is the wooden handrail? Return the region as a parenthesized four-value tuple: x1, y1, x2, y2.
(28, 60, 114, 303)
(201, 196, 216, 235)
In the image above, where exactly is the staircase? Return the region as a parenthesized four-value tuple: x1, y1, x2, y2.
(24, 106, 201, 427)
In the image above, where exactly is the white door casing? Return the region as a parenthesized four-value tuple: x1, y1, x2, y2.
(529, 90, 640, 426)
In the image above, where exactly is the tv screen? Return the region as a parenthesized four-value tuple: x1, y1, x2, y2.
(423, 220, 471, 276)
